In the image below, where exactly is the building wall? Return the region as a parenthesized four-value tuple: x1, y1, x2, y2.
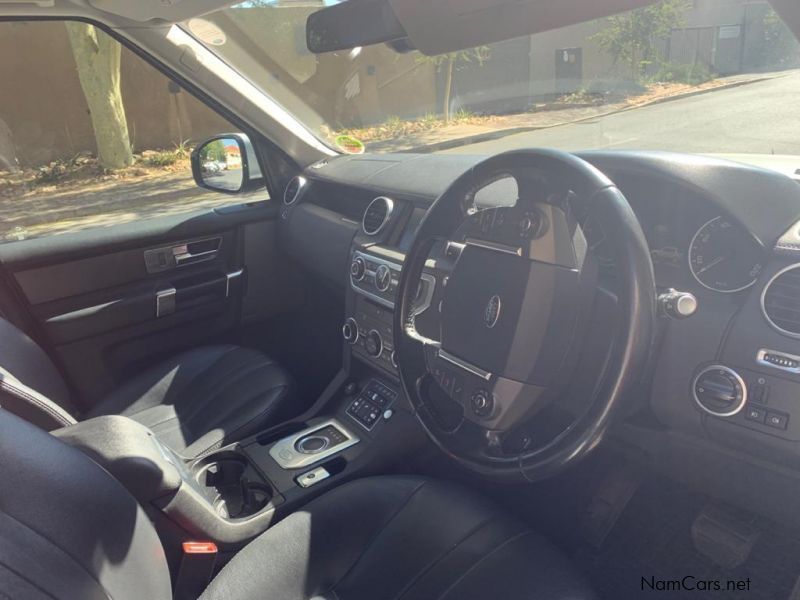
(0, 21, 230, 168)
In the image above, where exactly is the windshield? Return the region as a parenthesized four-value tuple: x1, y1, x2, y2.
(183, 1, 800, 156)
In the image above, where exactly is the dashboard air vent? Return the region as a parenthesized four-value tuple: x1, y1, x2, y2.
(763, 264, 800, 337)
(362, 196, 394, 236)
(283, 176, 306, 206)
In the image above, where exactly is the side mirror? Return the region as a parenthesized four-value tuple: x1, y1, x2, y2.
(191, 133, 264, 194)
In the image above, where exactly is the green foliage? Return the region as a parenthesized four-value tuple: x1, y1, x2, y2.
(416, 46, 491, 70)
(592, 0, 688, 77)
(172, 139, 191, 159)
(752, 7, 800, 69)
(649, 61, 714, 85)
(202, 140, 227, 163)
(420, 113, 439, 128)
(141, 151, 179, 167)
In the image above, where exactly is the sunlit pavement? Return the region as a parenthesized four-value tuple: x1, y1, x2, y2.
(443, 70, 800, 157)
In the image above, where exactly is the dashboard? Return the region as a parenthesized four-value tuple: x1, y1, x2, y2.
(279, 149, 800, 492)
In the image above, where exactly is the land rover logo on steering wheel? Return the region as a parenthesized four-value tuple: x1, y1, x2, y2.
(484, 295, 502, 328)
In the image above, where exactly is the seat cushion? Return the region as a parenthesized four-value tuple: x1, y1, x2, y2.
(201, 476, 596, 600)
(88, 345, 293, 457)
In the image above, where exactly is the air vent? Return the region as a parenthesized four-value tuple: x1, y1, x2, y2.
(762, 264, 800, 337)
(362, 196, 394, 236)
(283, 176, 306, 206)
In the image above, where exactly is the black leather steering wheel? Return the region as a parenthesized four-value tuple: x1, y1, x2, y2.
(394, 149, 656, 482)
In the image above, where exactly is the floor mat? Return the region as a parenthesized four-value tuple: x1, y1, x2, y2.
(572, 478, 800, 599)
(466, 449, 800, 600)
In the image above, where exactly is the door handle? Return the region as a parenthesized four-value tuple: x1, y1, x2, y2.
(173, 247, 218, 266)
(172, 237, 222, 267)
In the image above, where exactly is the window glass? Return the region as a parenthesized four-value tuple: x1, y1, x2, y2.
(0, 21, 268, 243)
(186, 1, 800, 156)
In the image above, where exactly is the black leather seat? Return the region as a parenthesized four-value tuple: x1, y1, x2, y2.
(0, 317, 293, 457)
(201, 476, 596, 600)
(0, 410, 596, 600)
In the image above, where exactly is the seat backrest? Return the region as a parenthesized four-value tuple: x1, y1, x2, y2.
(0, 409, 172, 600)
(0, 316, 77, 429)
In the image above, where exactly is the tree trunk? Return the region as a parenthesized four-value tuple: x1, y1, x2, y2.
(443, 56, 455, 124)
(65, 23, 133, 169)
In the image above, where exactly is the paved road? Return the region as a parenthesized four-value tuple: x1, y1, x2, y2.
(443, 71, 800, 156)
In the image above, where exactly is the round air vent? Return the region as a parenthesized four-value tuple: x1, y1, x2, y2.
(283, 176, 306, 206)
(762, 264, 800, 337)
(362, 196, 394, 235)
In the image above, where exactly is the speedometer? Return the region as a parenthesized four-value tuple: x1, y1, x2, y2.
(688, 216, 763, 293)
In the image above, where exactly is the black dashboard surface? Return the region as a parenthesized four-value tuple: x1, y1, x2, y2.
(287, 149, 800, 484)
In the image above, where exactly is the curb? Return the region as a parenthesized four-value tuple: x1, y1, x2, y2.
(392, 74, 783, 154)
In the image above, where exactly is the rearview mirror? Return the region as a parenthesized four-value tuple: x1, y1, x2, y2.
(191, 133, 264, 194)
(306, 0, 408, 54)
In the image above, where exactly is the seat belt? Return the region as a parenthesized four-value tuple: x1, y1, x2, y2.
(175, 541, 218, 600)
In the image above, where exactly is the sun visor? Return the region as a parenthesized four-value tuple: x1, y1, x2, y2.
(390, 0, 658, 55)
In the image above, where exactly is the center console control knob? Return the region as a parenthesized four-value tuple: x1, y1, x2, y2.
(375, 264, 392, 292)
(350, 256, 366, 281)
(365, 329, 383, 357)
(342, 318, 359, 344)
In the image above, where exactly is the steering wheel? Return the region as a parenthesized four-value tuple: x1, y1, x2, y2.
(394, 149, 656, 482)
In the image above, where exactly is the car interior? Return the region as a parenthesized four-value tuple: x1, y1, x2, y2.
(3, 0, 800, 598)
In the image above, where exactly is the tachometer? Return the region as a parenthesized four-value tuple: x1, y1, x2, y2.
(688, 216, 763, 293)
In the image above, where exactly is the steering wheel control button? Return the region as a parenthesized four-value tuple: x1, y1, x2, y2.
(470, 389, 494, 418)
(346, 379, 397, 430)
(296, 435, 329, 454)
(692, 365, 747, 417)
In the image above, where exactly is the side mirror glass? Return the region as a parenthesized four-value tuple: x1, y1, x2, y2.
(191, 134, 263, 194)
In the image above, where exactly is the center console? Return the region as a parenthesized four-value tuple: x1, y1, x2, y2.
(345, 249, 436, 375)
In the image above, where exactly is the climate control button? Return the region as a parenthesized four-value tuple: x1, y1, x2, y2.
(365, 330, 383, 358)
(375, 264, 392, 292)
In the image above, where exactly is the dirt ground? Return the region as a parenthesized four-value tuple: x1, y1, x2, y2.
(0, 158, 267, 241)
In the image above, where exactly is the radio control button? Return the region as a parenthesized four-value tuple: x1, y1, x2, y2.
(351, 256, 366, 281)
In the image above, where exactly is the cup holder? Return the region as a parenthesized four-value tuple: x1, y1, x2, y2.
(194, 452, 274, 519)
